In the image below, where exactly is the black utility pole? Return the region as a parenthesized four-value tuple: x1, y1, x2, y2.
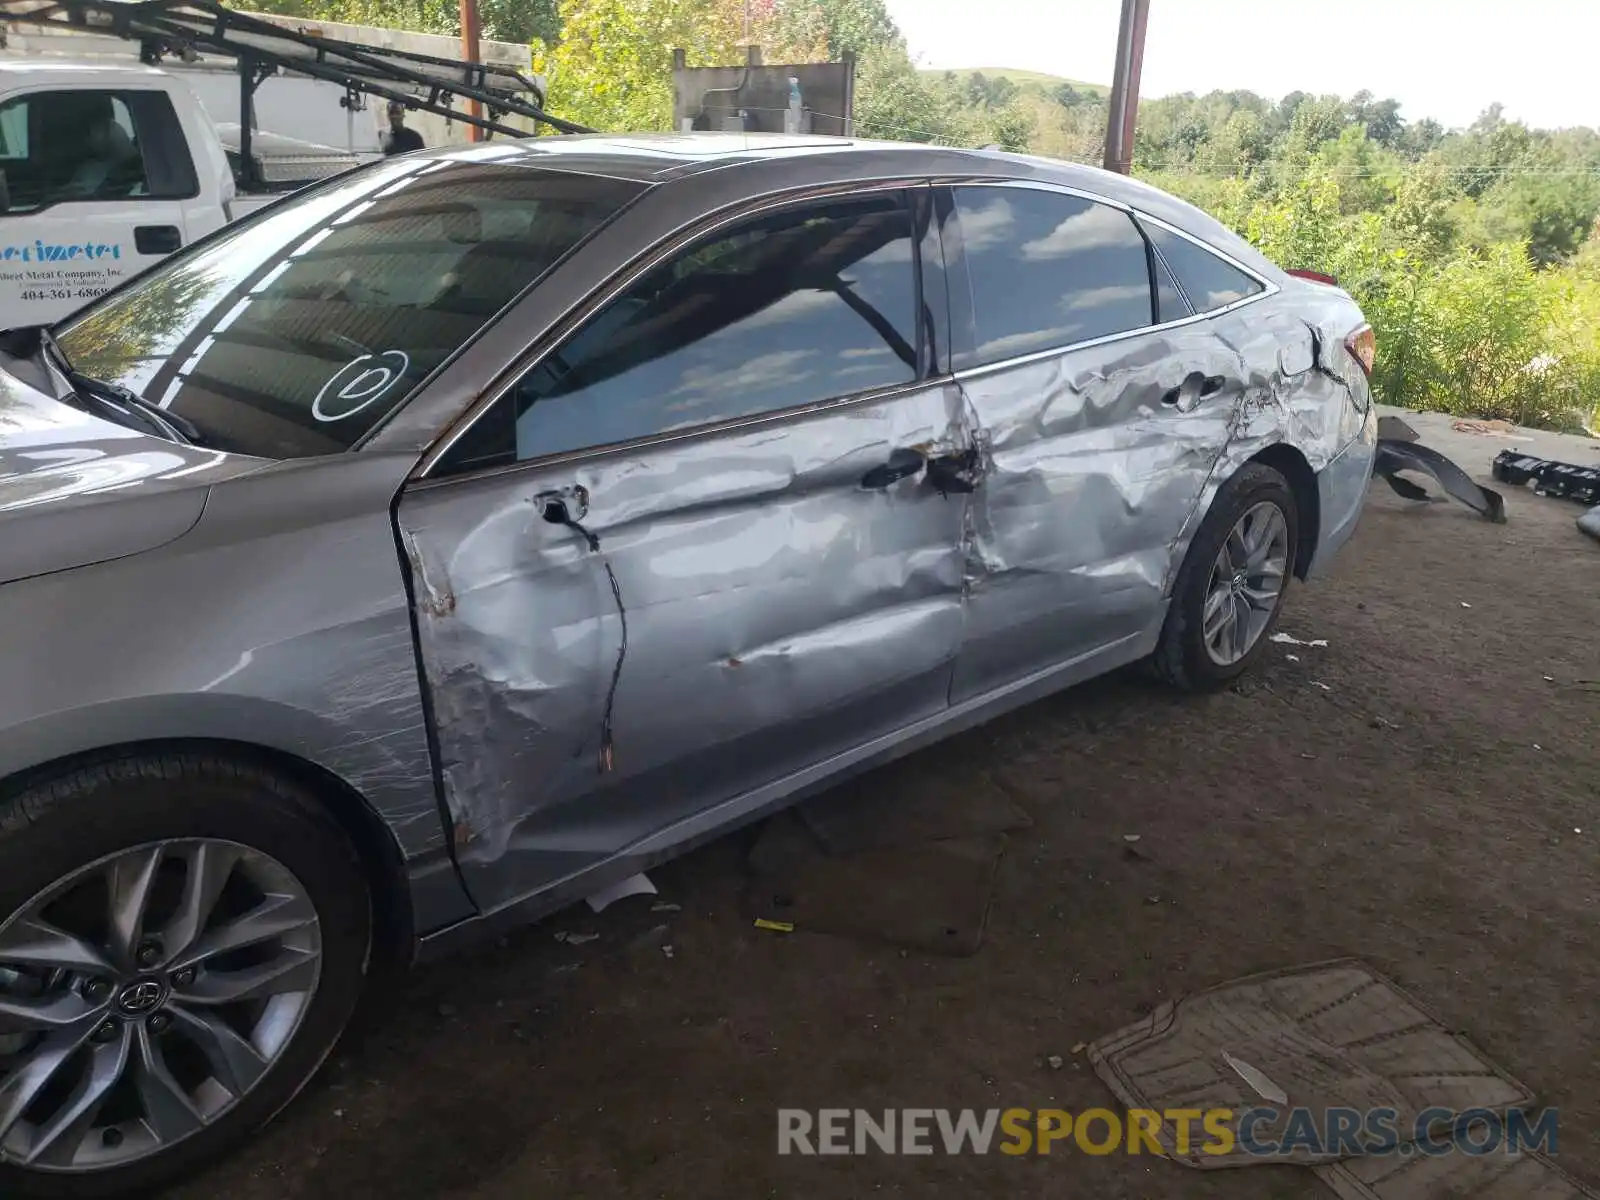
(1102, 0, 1150, 174)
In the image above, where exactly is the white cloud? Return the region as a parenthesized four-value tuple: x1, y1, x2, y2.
(1022, 206, 1139, 261)
(737, 288, 841, 328)
(1060, 283, 1149, 313)
(664, 349, 817, 412)
(958, 195, 1016, 252)
(974, 326, 1076, 361)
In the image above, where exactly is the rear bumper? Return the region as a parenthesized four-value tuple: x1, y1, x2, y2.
(1306, 404, 1377, 579)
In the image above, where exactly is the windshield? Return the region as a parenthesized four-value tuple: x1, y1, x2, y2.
(54, 158, 646, 458)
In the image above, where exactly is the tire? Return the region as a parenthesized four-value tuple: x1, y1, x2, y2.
(1152, 462, 1299, 693)
(0, 752, 370, 1199)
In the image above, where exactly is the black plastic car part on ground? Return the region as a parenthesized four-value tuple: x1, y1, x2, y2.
(1372, 415, 1507, 523)
(1492, 449, 1600, 506)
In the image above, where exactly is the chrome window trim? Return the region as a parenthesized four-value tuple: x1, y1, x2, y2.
(1135, 208, 1275, 312)
(937, 178, 1279, 385)
(413, 177, 934, 483)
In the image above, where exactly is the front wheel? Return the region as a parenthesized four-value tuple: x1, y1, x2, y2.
(0, 753, 370, 1198)
(1152, 462, 1299, 692)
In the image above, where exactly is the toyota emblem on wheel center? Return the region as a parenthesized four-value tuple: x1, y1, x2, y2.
(116, 979, 166, 1016)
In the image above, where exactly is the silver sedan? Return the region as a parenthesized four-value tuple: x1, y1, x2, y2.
(0, 133, 1376, 1195)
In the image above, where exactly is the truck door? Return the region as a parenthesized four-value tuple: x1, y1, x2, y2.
(0, 86, 200, 327)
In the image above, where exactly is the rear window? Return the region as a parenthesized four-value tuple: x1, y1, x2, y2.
(952, 186, 1154, 369)
(1144, 222, 1263, 314)
(56, 160, 644, 458)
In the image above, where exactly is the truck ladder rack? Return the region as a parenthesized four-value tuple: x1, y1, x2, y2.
(1, 0, 591, 183)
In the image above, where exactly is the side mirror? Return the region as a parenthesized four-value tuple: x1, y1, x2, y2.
(0, 168, 10, 214)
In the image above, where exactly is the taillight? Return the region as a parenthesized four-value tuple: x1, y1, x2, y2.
(1289, 268, 1340, 286)
(1345, 324, 1376, 376)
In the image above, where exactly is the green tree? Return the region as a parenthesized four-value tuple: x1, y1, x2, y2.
(1314, 125, 1403, 214)
(770, 0, 899, 60)
(1473, 173, 1600, 266)
(534, 0, 751, 132)
(1397, 117, 1444, 160)
(1347, 90, 1404, 148)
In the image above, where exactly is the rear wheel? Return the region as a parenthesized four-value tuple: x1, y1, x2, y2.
(1152, 463, 1298, 692)
(0, 753, 370, 1198)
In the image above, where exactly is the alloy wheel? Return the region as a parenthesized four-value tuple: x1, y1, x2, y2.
(0, 840, 321, 1173)
(1201, 499, 1290, 666)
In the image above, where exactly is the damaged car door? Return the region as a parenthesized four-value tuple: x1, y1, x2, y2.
(397, 186, 975, 911)
(940, 183, 1254, 703)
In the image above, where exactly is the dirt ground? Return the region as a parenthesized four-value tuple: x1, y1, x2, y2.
(173, 412, 1600, 1200)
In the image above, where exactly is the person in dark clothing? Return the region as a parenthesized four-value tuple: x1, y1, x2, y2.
(382, 100, 425, 155)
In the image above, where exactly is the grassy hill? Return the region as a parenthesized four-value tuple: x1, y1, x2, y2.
(921, 67, 1106, 94)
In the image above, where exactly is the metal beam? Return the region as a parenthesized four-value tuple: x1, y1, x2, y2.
(1, 0, 591, 135)
(459, 0, 482, 141)
(1102, 0, 1150, 174)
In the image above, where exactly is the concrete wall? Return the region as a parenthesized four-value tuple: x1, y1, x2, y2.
(672, 50, 855, 137)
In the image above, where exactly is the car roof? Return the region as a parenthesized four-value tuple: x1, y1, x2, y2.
(0, 60, 171, 78)
(414, 132, 1279, 279)
(407, 131, 1134, 186)
(409, 132, 939, 183)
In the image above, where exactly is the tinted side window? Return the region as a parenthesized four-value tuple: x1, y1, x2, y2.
(953, 186, 1153, 369)
(503, 193, 919, 463)
(0, 89, 194, 213)
(1146, 223, 1263, 313)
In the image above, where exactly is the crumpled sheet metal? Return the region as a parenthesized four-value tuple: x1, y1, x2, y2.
(951, 322, 1247, 699)
(1191, 302, 1378, 568)
(948, 295, 1369, 706)
(398, 383, 975, 908)
(400, 290, 1375, 906)
(1374, 439, 1507, 523)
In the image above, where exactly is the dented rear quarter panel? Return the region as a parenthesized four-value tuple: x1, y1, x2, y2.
(949, 318, 1248, 704)
(1202, 283, 1378, 575)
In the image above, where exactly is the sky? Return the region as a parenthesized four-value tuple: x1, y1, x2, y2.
(881, 0, 1600, 131)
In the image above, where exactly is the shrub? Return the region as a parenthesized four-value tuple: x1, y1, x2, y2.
(1165, 171, 1600, 432)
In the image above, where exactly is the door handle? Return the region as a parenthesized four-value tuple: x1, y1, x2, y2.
(926, 448, 980, 496)
(534, 484, 589, 524)
(1162, 375, 1228, 411)
(861, 447, 926, 489)
(134, 225, 182, 255)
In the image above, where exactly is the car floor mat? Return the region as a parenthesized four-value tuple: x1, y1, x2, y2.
(1315, 1136, 1598, 1200)
(1087, 959, 1533, 1169)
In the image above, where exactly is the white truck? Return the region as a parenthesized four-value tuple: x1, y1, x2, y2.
(0, 61, 279, 326)
(0, 0, 570, 328)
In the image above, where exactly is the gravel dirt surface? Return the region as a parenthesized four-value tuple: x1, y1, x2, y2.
(170, 412, 1600, 1200)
